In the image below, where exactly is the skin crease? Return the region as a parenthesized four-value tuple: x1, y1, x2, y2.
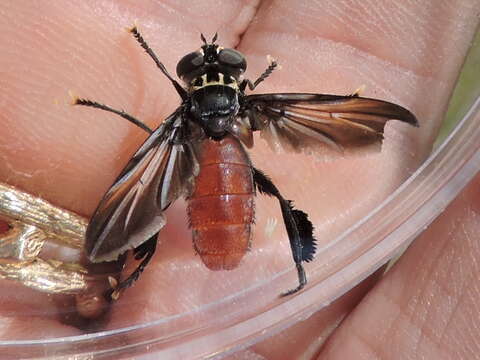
(0, 0, 478, 357)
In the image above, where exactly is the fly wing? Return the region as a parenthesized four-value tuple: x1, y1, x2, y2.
(244, 93, 418, 154)
(86, 110, 200, 262)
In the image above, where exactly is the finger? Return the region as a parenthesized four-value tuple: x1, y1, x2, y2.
(231, 0, 479, 357)
(319, 172, 480, 359)
(237, 0, 478, 275)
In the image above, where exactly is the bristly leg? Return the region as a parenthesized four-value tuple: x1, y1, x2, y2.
(109, 234, 158, 300)
(72, 97, 153, 135)
(128, 26, 188, 101)
(240, 56, 278, 92)
(252, 168, 316, 296)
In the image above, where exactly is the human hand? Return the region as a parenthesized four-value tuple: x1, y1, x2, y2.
(0, 1, 478, 358)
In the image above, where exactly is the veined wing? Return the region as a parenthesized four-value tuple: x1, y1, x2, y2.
(244, 93, 418, 154)
(86, 109, 200, 262)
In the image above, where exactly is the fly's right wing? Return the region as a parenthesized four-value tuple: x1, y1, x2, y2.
(85, 110, 201, 262)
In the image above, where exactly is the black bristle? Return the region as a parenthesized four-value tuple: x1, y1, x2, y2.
(291, 208, 317, 262)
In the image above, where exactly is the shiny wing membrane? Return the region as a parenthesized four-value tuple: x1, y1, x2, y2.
(244, 93, 418, 154)
(85, 110, 200, 262)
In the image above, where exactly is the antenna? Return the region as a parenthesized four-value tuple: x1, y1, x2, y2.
(200, 33, 218, 45)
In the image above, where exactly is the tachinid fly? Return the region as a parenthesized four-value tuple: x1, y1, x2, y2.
(73, 28, 418, 299)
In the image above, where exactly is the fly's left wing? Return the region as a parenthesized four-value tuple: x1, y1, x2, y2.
(243, 93, 418, 154)
(86, 110, 201, 263)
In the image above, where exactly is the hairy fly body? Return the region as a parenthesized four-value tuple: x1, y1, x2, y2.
(74, 28, 418, 299)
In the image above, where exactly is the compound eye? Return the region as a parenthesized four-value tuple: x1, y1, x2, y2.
(176, 51, 204, 80)
(217, 48, 246, 71)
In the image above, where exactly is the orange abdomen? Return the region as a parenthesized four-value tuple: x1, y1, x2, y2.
(187, 135, 254, 270)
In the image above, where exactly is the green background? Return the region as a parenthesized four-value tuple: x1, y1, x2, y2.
(436, 29, 480, 146)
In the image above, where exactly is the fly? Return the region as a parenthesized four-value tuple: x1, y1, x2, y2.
(73, 28, 418, 299)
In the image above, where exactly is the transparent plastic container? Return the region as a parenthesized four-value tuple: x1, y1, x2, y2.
(1, 29, 479, 360)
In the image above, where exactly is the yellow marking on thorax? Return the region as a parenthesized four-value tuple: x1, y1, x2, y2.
(190, 73, 239, 91)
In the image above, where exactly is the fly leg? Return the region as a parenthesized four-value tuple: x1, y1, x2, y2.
(109, 234, 158, 299)
(240, 56, 278, 92)
(252, 168, 316, 296)
(72, 97, 153, 135)
(128, 26, 188, 101)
